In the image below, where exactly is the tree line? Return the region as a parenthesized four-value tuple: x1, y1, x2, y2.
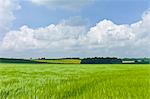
(81, 57, 150, 64)
(81, 57, 122, 64)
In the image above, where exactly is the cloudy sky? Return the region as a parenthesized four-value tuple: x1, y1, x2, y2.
(0, 0, 150, 58)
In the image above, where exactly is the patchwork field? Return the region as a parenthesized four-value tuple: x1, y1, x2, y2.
(0, 64, 150, 99)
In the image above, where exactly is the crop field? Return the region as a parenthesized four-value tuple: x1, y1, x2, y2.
(0, 64, 150, 99)
(34, 59, 81, 64)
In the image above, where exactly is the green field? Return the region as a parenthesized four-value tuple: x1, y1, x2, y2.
(0, 64, 150, 99)
(34, 59, 81, 64)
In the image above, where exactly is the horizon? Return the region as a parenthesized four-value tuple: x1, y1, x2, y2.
(1, 57, 150, 60)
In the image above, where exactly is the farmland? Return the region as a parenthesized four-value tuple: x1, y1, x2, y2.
(34, 59, 81, 64)
(0, 63, 150, 98)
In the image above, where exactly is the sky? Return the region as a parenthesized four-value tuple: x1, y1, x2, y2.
(0, 0, 150, 58)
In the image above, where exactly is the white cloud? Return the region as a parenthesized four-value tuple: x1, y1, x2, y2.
(0, 0, 20, 39)
(30, 0, 94, 10)
(1, 20, 87, 51)
(1, 9, 150, 57)
(82, 20, 135, 48)
(78, 11, 150, 57)
(131, 11, 150, 47)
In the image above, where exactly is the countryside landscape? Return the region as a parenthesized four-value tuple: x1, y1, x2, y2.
(0, 0, 150, 99)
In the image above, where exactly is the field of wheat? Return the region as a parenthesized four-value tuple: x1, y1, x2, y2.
(0, 64, 150, 99)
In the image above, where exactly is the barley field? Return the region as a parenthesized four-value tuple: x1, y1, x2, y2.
(0, 64, 150, 99)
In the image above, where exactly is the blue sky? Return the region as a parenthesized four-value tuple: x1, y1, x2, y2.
(0, 0, 150, 58)
(13, 0, 150, 29)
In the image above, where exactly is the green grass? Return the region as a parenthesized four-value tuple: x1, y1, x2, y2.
(0, 64, 150, 99)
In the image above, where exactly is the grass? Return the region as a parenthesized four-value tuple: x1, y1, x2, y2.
(0, 64, 150, 99)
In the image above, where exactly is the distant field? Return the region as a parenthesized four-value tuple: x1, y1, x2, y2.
(0, 64, 150, 98)
(34, 59, 81, 64)
(0, 58, 81, 64)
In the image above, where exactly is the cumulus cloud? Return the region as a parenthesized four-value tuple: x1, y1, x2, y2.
(83, 20, 135, 48)
(1, 9, 150, 57)
(1, 20, 87, 51)
(0, 0, 20, 39)
(78, 11, 150, 57)
(30, 0, 94, 10)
